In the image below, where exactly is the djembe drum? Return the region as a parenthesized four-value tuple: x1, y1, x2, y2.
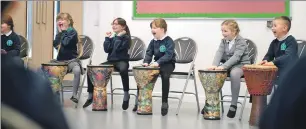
(87, 65, 114, 111)
(41, 63, 68, 102)
(198, 69, 227, 120)
(243, 64, 278, 126)
(133, 66, 160, 115)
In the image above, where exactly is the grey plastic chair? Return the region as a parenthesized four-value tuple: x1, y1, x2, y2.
(109, 36, 146, 106)
(19, 35, 29, 68)
(297, 40, 306, 58)
(60, 35, 95, 108)
(172, 37, 200, 115)
(219, 39, 258, 120)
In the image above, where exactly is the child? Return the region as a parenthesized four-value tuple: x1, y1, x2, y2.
(1, 14, 21, 57)
(206, 19, 250, 118)
(139, 18, 176, 116)
(258, 16, 298, 87)
(49, 12, 83, 103)
(83, 18, 132, 110)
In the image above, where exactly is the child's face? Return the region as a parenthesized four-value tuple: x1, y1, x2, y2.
(272, 19, 288, 38)
(57, 18, 70, 28)
(112, 20, 125, 34)
(151, 23, 164, 39)
(221, 25, 235, 40)
(1, 23, 10, 34)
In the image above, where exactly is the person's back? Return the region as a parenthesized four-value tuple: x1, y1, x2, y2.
(1, 55, 70, 129)
(259, 56, 306, 129)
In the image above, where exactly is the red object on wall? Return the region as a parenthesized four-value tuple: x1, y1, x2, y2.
(136, 1, 286, 14)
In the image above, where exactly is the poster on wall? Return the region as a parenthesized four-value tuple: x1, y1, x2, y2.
(133, 0, 290, 19)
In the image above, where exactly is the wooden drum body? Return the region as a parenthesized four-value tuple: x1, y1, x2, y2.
(198, 70, 227, 120)
(133, 66, 160, 115)
(41, 63, 68, 93)
(87, 65, 114, 111)
(243, 65, 278, 126)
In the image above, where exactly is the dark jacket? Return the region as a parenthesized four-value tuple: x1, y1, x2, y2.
(263, 35, 298, 74)
(104, 34, 130, 61)
(1, 31, 21, 57)
(259, 56, 306, 129)
(1, 55, 70, 129)
(143, 36, 176, 65)
(53, 27, 79, 61)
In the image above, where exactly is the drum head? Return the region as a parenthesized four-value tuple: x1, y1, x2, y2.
(243, 64, 277, 69)
(41, 63, 67, 66)
(198, 69, 227, 73)
(87, 64, 113, 68)
(133, 66, 160, 70)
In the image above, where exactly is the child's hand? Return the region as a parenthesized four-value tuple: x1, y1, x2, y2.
(106, 32, 112, 37)
(1, 49, 7, 54)
(262, 62, 274, 66)
(257, 60, 268, 65)
(215, 66, 225, 70)
(142, 63, 149, 67)
(207, 66, 217, 70)
(117, 30, 126, 36)
(150, 62, 159, 67)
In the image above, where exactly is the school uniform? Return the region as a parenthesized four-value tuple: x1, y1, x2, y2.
(1, 30, 21, 57)
(263, 34, 298, 86)
(143, 35, 176, 103)
(39, 27, 82, 102)
(87, 34, 131, 94)
(210, 35, 250, 118)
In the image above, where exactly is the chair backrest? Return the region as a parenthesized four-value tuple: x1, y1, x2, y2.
(128, 36, 146, 61)
(173, 37, 198, 64)
(245, 39, 258, 64)
(297, 40, 306, 58)
(78, 35, 94, 60)
(19, 35, 29, 58)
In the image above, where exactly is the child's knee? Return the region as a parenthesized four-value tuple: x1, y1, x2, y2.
(72, 66, 81, 74)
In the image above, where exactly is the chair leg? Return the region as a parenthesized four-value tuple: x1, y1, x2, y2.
(110, 76, 113, 108)
(239, 89, 248, 121)
(220, 90, 224, 114)
(193, 71, 200, 113)
(175, 74, 192, 115)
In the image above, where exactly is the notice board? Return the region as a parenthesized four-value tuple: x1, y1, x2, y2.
(133, 0, 290, 18)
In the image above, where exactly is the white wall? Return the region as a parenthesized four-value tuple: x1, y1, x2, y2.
(83, 1, 306, 106)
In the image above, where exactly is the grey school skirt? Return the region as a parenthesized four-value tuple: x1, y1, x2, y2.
(50, 58, 84, 75)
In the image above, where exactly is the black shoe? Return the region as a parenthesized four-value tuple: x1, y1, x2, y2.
(227, 105, 237, 118)
(201, 108, 204, 114)
(161, 102, 169, 116)
(132, 105, 138, 112)
(83, 99, 92, 108)
(70, 96, 78, 103)
(122, 97, 130, 110)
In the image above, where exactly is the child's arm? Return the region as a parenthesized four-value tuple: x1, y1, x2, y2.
(212, 40, 225, 66)
(53, 33, 61, 49)
(60, 29, 78, 46)
(114, 35, 130, 52)
(143, 40, 154, 64)
(273, 39, 298, 67)
(222, 39, 248, 69)
(103, 37, 113, 53)
(263, 42, 275, 62)
(156, 39, 175, 65)
(7, 34, 21, 56)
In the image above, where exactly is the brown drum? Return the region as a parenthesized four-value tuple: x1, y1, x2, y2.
(87, 65, 114, 111)
(133, 66, 160, 115)
(243, 64, 278, 126)
(41, 63, 68, 99)
(198, 69, 227, 120)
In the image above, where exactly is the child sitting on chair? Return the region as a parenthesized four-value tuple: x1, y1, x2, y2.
(1, 14, 21, 57)
(140, 18, 176, 116)
(83, 18, 132, 110)
(258, 16, 298, 87)
(205, 19, 250, 118)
